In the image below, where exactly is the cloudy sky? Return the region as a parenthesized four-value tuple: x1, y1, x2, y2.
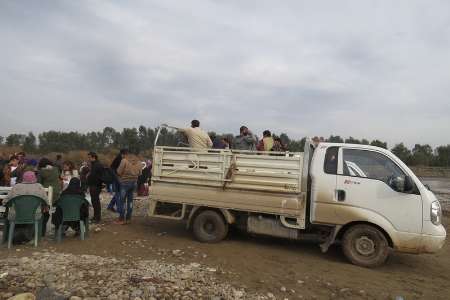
(1, 1, 450, 148)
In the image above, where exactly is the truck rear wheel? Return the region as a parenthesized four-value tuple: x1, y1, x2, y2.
(192, 210, 228, 243)
(342, 224, 390, 268)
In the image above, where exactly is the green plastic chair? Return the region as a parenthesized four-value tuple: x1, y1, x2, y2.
(4, 195, 48, 249)
(55, 194, 89, 242)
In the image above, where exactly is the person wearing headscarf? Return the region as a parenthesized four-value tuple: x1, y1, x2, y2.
(61, 160, 79, 190)
(79, 161, 90, 193)
(61, 177, 84, 196)
(15, 158, 38, 183)
(5, 171, 49, 244)
(5, 171, 48, 204)
(52, 177, 89, 235)
(137, 160, 152, 196)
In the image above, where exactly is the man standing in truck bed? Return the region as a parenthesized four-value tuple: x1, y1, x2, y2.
(178, 120, 213, 149)
(233, 126, 258, 151)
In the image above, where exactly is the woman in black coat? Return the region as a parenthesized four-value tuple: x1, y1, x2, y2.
(52, 177, 89, 235)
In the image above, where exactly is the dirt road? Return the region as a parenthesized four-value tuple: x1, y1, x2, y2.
(2, 194, 450, 300)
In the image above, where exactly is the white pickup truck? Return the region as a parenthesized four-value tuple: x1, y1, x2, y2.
(148, 128, 446, 267)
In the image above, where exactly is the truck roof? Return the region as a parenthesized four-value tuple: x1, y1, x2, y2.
(318, 142, 391, 154)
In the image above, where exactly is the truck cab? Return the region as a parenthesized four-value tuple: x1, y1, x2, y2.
(310, 143, 446, 266)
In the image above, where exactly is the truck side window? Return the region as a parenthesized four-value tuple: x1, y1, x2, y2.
(342, 149, 404, 185)
(324, 147, 338, 174)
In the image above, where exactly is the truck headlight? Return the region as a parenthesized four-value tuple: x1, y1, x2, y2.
(431, 201, 442, 226)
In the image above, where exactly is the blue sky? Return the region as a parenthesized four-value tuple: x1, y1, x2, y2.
(1, 1, 450, 147)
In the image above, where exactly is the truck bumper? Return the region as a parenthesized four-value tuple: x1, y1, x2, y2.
(419, 234, 446, 253)
(394, 225, 446, 254)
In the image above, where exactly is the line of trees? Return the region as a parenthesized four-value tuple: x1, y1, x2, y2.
(1, 126, 449, 167)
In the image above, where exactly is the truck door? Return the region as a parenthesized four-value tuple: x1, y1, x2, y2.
(335, 148, 422, 234)
(310, 146, 340, 224)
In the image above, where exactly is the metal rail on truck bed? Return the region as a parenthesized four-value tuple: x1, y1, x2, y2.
(150, 146, 309, 225)
(152, 147, 304, 193)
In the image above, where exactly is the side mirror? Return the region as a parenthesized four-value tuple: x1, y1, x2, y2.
(390, 175, 414, 193)
(391, 176, 406, 192)
(404, 175, 414, 192)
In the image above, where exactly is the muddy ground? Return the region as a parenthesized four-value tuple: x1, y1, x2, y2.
(1, 191, 450, 300)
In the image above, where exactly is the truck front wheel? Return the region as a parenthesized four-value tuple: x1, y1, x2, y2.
(342, 224, 390, 268)
(193, 210, 228, 243)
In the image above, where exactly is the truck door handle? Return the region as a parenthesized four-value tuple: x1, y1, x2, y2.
(337, 190, 346, 201)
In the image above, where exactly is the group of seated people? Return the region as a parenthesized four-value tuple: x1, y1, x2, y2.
(175, 120, 288, 152)
(0, 152, 79, 193)
(2, 164, 88, 244)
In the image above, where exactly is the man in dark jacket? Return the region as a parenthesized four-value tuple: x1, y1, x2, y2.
(87, 152, 103, 223)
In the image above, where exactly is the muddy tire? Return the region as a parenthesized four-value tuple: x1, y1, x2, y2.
(192, 210, 228, 243)
(342, 224, 390, 268)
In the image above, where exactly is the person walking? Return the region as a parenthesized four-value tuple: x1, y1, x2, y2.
(87, 152, 103, 224)
(107, 149, 126, 212)
(114, 149, 141, 225)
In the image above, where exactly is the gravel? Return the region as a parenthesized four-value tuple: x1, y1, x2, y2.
(0, 193, 268, 299)
(0, 252, 266, 300)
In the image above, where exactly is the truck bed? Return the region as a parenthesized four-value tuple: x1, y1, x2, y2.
(150, 147, 307, 218)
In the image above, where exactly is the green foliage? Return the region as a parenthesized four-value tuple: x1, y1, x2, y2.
(345, 137, 361, 144)
(38, 131, 87, 153)
(103, 127, 120, 148)
(391, 143, 411, 164)
(434, 145, 450, 167)
(6, 134, 26, 146)
(410, 144, 433, 166)
(279, 133, 291, 146)
(370, 139, 387, 149)
(0, 136, 3, 145)
(23, 132, 37, 153)
(3, 126, 450, 167)
(327, 135, 344, 143)
(138, 126, 155, 151)
(119, 128, 140, 154)
(287, 137, 306, 152)
(361, 139, 370, 145)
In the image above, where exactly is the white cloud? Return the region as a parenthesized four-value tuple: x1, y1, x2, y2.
(1, 0, 450, 148)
